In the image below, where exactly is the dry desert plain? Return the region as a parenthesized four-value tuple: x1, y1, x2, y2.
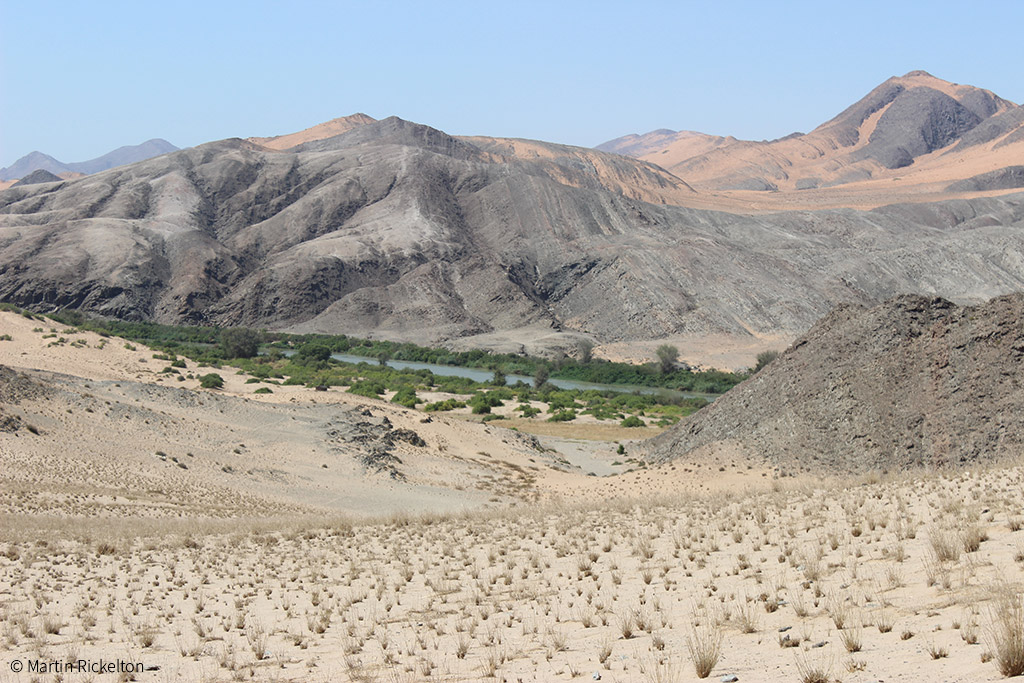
(1, 311, 1023, 682)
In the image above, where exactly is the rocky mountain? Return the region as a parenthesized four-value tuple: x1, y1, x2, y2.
(0, 139, 179, 181)
(644, 294, 1024, 474)
(2, 114, 1024, 355)
(599, 71, 1024, 208)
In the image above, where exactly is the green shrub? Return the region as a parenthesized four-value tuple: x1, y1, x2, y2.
(517, 404, 541, 418)
(220, 327, 260, 359)
(754, 349, 780, 373)
(469, 392, 503, 414)
(347, 380, 386, 398)
(295, 343, 332, 366)
(253, 387, 272, 394)
(423, 398, 466, 412)
(621, 415, 645, 427)
(547, 409, 577, 422)
(547, 391, 582, 412)
(199, 373, 224, 389)
(391, 386, 419, 408)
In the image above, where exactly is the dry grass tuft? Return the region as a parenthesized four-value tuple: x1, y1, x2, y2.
(685, 621, 722, 679)
(988, 587, 1024, 677)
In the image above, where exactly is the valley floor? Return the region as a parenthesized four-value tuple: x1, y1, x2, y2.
(1, 312, 1022, 681)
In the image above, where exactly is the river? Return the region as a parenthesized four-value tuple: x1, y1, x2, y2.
(277, 349, 716, 400)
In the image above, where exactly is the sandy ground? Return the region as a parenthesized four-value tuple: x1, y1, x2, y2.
(1, 311, 1023, 681)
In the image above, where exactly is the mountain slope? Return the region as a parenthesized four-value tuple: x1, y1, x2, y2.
(0, 139, 179, 180)
(2, 116, 1024, 355)
(644, 293, 1024, 474)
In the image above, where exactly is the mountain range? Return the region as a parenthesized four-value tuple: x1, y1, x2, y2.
(0, 139, 179, 182)
(598, 70, 1024, 211)
(2, 72, 1024, 363)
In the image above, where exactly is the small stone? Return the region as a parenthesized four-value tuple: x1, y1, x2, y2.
(812, 640, 827, 648)
(592, 673, 602, 681)
(721, 675, 739, 682)
(778, 626, 792, 632)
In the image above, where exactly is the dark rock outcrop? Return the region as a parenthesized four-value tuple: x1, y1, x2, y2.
(326, 411, 426, 479)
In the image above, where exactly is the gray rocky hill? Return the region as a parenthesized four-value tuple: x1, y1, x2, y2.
(644, 294, 1024, 474)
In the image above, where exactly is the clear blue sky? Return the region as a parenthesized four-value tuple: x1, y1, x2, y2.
(2, 0, 1022, 168)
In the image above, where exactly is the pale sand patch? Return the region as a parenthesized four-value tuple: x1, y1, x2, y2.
(599, 332, 792, 372)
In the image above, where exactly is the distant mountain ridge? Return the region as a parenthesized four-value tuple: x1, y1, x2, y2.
(0, 139, 179, 180)
(598, 71, 1024, 207)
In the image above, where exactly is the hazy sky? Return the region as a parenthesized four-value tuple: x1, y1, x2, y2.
(2, 0, 1022, 168)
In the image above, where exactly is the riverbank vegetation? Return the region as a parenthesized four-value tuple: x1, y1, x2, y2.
(44, 311, 744, 392)
(33, 309, 736, 427)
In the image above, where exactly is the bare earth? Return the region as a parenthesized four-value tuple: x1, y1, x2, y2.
(2, 311, 1022, 681)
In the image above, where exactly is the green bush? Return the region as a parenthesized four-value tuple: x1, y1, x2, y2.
(199, 373, 224, 389)
(348, 380, 386, 398)
(547, 391, 582, 412)
(469, 392, 504, 414)
(547, 409, 577, 422)
(391, 386, 419, 408)
(253, 387, 273, 394)
(294, 343, 332, 366)
(754, 349, 780, 373)
(517, 404, 541, 418)
(423, 398, 466, 412)
(620, 415, 645, 427)
(219, 327, 260, 360)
